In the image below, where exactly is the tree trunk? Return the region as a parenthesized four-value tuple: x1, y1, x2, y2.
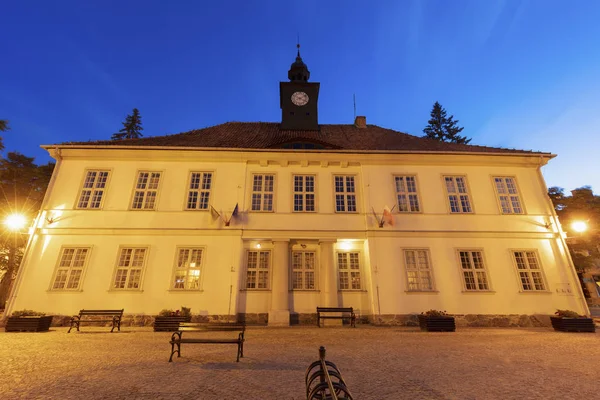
(0, 238, 15, 310)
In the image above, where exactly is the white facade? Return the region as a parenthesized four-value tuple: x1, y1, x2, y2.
(6, 146, 589, 324)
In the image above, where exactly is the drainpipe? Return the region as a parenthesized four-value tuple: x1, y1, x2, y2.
(4, 147, 63, 317)
(535, 160, 590, 316)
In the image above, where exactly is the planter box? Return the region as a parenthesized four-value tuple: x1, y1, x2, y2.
(550, 317, 596, 333)
(5, 316, 54, 332)
(418, 315, 456, 332)
(153, 316, 192, 332)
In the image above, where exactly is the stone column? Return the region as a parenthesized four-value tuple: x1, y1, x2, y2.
(319, 239, 338, 308)
(268, 239, 290, 326)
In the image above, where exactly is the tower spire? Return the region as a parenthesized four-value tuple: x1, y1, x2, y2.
(288, 41, 310, 82)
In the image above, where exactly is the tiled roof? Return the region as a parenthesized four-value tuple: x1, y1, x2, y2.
(57, 122, 549, 155)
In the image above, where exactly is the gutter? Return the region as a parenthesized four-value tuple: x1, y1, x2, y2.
(40, 144, 556, 159)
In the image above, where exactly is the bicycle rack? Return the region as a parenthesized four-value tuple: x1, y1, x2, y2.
(305, 346, 354, 400)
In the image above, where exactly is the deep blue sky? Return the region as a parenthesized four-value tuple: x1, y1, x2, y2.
(2, 1, 599, 193)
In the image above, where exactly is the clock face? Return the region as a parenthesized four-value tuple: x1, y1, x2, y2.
(291, 91, 309, 106)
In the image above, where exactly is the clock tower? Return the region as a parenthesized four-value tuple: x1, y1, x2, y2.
(280, 44, 320, 130)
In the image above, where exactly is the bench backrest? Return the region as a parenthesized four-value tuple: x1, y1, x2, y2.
(317, 307, 353, 313)
(178, 322, 246, 332)
(79, 309, 124, 317)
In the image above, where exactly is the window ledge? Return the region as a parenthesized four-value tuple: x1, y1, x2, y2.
(167, 289, 204, 293)
(338, 289, 368, 293)
(47, 289, 84, 293)
(184, 209, 210, 212)
(290, 289, 321, 293)
(518, 290, 552, 294)
(404, 290, 439, 294)
(239, 289, 272, 292)
(461, 290, 496, 294)
(107, 289, 144, 293)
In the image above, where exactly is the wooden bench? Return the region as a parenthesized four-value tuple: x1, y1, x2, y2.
(316, 307, 356, 328)
(68, 309, 124, 333)
(169, 322, 246, 362)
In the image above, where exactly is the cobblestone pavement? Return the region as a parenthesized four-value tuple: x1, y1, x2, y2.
(0, 326, 598, 399)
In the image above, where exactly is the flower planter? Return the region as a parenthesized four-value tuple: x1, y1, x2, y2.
(550, 317, 596, 333)
(153, 316, 192, 332)
(5, 316, 54, 332)
(418, 315, 456, 332)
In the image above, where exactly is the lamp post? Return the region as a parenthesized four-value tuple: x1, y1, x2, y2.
(0, 213, 27, 310)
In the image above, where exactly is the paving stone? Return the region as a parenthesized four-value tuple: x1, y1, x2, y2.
(0, 326, 598, 399)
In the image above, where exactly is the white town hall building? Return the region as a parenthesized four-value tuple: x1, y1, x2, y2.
(5, 48, 589, 326)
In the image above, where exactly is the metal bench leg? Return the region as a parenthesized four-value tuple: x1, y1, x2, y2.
(236, 342, 241, 362)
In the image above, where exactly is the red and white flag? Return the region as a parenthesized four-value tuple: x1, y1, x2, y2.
(383, 206, 395, 227)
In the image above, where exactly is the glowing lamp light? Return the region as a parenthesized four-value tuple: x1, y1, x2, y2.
(571, 221, 588, 233)
(339, 241, 352, 251)
(4, 214, 27, 231)
(256, 243, 262, 249)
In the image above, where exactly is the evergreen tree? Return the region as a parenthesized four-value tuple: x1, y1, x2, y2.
(423, 102, 471, 144)
(0, 119, 9, 151)
(112, 108, 143, 140)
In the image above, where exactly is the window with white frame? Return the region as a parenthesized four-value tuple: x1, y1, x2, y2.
(404, 249, 434, 291)
(493, 177, 523, 214)
(513, 251, 546, 291)
(337, 252, 361, 290)
(458, 250, 490, 291)
(113, 247, 147, 290)
(51, 247, 90, 290)
(77, 170, 109, 209)
(131, 171, 161, 210)
(334, 175, 357, 212)
(291, 251, 316, 289)
(251, 174, 275, 211)
(395, 176, 420, 212)
(444, 176, 472, 213)
(172, 248, 204, 290)
(293, 175, 316, 212)
(246, 250, 270, 289)
(186, 172, 212, 210)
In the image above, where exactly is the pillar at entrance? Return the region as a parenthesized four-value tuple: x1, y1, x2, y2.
(269, 239, 290, 326)
(319, 239, 338, 308)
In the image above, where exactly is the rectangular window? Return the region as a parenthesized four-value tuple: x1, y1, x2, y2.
(444, 176, 472, 213)
(246, 250, 270, 289)
(186, 172, 212, 210)
(404, 249, 434, 291)
(337, 252, 361, 290)
(172, 248, 204, 290)
(251, 174, 275, 211)
(293, 175, 316, 212)
(113, 247, 147, 290)
(458, 250, 490, 291)
(494, 177, 523, 214)
(334, 175, 357, 213)
(77, 170, 110, 209)
(513, 251, 546, 291)
(395, 176, 420, 212)
(51, 247, 90, 290)
(291, 251, 316, 290)
(131, 171, 161, 210)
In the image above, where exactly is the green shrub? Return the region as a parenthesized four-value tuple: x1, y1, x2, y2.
(555, 309, 582, 318)
(158, 309, 175, 317)
(421, 309, 449, 317)
(12, 309, 46, 317)
(180, 306, 192, 318)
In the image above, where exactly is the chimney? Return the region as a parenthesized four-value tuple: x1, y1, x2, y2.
(354, 115, 367, 128)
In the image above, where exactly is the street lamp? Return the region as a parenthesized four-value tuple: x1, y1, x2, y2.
(4, 214, 27, 231)
(571, 220, 588, 234)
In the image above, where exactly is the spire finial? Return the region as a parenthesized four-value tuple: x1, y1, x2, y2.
(297, 34, 301, 57)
